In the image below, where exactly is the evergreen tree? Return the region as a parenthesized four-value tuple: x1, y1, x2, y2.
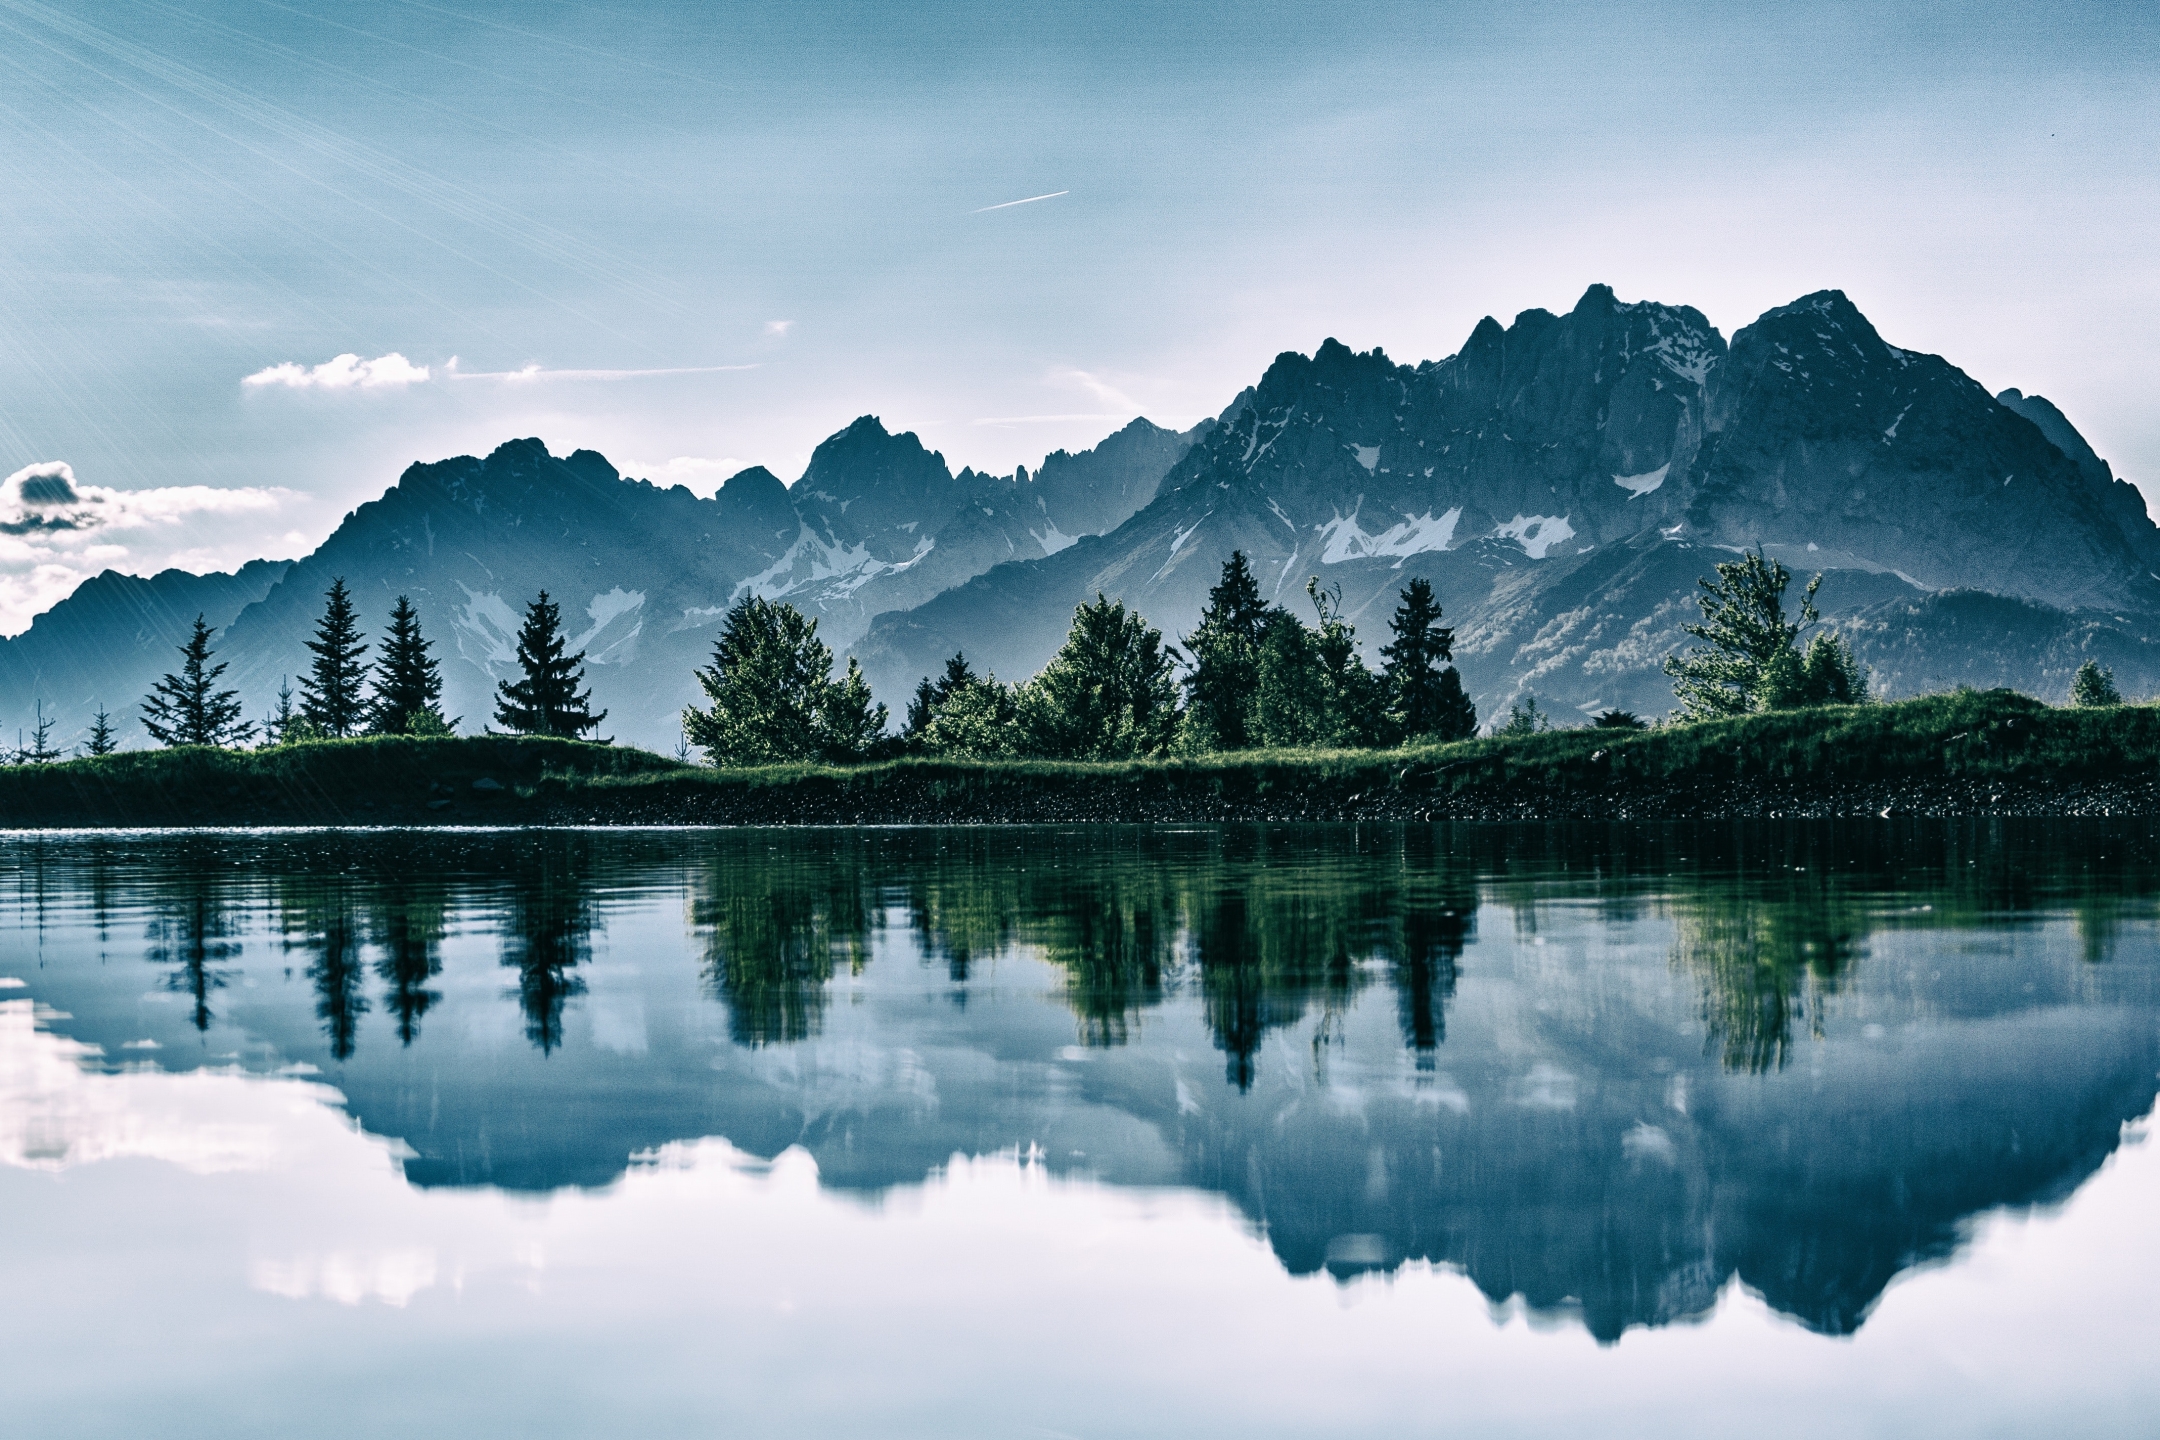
(1381, 578, 1458, 739)
(907, 653, 979, 739)
(299, 577, 371, 737)
(1017, 594, 1180, 760)
(1431, 665, 1478, 741)
(264, 679, 297, 747)
(1799, 631, 1869, 705)
(684, 595, 885, 764)
(494, 591, 607, 739)
(1181, 552, 1269, 751)
(22, 701, 62, 763)
(2071, 660, 2123, 708)
(142, 615, 254, 748)
(84, 703, 118, 756)
(369, 595, 447, 734)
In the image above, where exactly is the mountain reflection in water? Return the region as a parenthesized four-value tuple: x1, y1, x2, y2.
(2, 821, 2156, 1344)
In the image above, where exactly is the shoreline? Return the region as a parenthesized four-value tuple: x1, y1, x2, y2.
(0, 690, 2154, 828)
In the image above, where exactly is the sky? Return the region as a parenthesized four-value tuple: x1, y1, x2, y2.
(0, 0, 2155, 633)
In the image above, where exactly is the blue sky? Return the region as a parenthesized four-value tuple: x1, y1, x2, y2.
(0, 0, 2154, 630)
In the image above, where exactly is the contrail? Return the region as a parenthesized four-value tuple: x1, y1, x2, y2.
(972, 190, 1069, 213)
(448, 363, 761, 381)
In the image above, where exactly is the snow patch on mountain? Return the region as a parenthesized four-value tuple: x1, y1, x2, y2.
(1495, 514, 1576, 559)
(1317, 507, 1462, 563)
(1613, 464, 1670, 498)
(570, 587, 644, 665)
(453, 584, 521, 677)
(1029, 520, 1078, 556)
(1351, 445, 1380, 472)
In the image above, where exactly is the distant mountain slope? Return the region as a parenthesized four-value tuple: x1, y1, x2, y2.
(0, 416, 1203, 750)
(0, 561, 291, 749)
(854, 285, 2160, 716)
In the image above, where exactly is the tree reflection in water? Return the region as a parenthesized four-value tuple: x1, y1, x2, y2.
(144, 864, 241, 1035)
(277, 873, 370, 1062)
(498, 844, 593, 1055)
(369, 875, 447, 1047)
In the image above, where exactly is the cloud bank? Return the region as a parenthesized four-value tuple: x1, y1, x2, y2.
(0, 462, 294, 634)
(243, 353, 431, 390)
(1, 462, 284, 537)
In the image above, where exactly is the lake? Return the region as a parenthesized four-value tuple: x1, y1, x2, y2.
(2, 822, 2156, 1438)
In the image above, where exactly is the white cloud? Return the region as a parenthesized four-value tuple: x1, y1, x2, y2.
(242, 352, 431, 390)
(445, 360, 757, 382)
(764, 320, 794, 336)
(0, 461, 296, 634)
(0, 462, 284, 538)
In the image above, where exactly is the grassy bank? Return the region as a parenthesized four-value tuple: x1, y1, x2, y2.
(1, 690, 2156, 829)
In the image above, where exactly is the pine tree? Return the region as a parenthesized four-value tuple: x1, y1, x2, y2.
(264, 679, 297, 747)
(23, 701, 61, 763)
(142, 615, 254, 748)
(494, 591, 606, 739)
(1181, 552, 1269, 751)
(84, 703, 118, 756)
(299, 577, 371, 737)
(369, 595, 447, 734)
(1431, 665, 1478, 741)
(1381, 578, 1458, 739)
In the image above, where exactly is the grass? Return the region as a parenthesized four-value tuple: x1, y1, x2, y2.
(0, 690, 2155, 827)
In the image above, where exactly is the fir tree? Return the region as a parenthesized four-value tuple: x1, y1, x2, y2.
(22, 700, 62, 763)
(369, 595, 447, 734)
(1381, 578, 1458, 739)
(1181, 552, 1269, 751)
(1431, 665, 1478, 741)
(493, 591, 607, 739)
(299, 577, 371, 737)
(84, 703, 118, 756)
(142, 615, 254, 748)
(264, 679, 297, 747)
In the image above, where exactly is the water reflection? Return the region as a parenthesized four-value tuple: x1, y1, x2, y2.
(0, 821, 2156, 1345)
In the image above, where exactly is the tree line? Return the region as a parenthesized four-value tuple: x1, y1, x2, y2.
(71, 580, 607, 753)
(686, 553, 1482, 765)
(11, 544, 2135, 761)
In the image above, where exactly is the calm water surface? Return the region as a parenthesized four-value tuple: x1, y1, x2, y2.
(2, 822, 2156, 1438)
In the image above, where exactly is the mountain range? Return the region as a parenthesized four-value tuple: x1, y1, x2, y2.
(3, 283, 2155, 750)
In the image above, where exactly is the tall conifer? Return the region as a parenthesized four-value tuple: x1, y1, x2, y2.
(369, 595, 446, 734)
(299, 577, 371, 737)
(494, 591, 606, 739)
(1181, 551, 1269, 751)
(1381, 578, 1460, 740)
(142, 615, 254, 748)
(84, 703, 118, 756)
